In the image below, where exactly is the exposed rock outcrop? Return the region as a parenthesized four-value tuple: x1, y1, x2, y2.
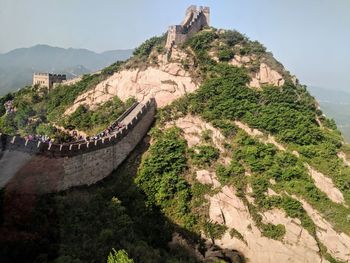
(209, 186, 325, 263)
(170, 115, 226, 152)
(65, 62, 197, 115)
(196, 170, 220, 188)
(306, 165, 345, 204)
(338, 151, 350, 166)
(229, 54, 256, 67)
(297, 197, 350, 262)
(249, 63, 285, 88)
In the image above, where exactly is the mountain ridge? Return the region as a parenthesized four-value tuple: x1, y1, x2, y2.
(0, 44, 133, 95)
(1, 21, 350, 263)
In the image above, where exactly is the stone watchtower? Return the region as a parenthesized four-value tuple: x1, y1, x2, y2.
(32, 73, 66, 90)
(165, 5, 210, 50)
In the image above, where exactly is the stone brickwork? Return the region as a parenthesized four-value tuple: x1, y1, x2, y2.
(165, 5, 210, 50)
(32, 73, 66, 90)
(0, 98, 156, 194)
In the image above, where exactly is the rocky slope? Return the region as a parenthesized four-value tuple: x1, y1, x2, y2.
(2, 28, 350, 263)
(129, 29, 350, 262)
(57, 28, 350, 262)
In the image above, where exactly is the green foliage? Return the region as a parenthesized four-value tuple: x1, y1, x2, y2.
(229, 228, 245, 243)
(62, 96, 134, 134)
(233, 134, 349, 235)
(246, 203, 286, 240)
(133, 36, 165, 58)
(319, 243, 345, 263)
(107, 249, 134, 263)
(136, 128, 194, 227)
(188, 63, 332, 146)
(201, 129, 213, 142)
(0, 113, 17, 134)
(217, 47, 234, 62)
(261, 223, 286, 240)
(186, 30, 217, 52)
(211, 120, 237, 137)
(219, 30, 246, 47)
(240, 41, 266, 55)
(189, 145, 220, 167)
(204, 221, 228, 239)
(0, 63, 127, 138)
(157, 95, 190, 124)
(101, 61, 123, 76)
(216, 158, 245, 190)
(47, 73, 104, 121)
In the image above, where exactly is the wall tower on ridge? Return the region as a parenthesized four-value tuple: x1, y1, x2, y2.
(165, 5, 210, 50)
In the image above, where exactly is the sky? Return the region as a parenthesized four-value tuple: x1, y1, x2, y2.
(0, 0, 349, 91)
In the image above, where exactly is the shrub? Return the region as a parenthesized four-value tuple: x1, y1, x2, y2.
(219, 30, 246, 46)
(261, 223, 286, 240)
(133, 36, 165, 58)
(190, 145, 220, 166)
(204, 221, 228, 239)
(107, 249, 134, 263)
(186, 30, 217, 52)
(218, 47, 234, 62)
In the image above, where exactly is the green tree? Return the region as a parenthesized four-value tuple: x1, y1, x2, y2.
(107, 249, 134, 263)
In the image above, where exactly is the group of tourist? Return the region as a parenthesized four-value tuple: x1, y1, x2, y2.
(4, 100, 15, 114)
(25, 134, 52, 143)
(21, 120, 126, 146)
(67, 121, 126, 144)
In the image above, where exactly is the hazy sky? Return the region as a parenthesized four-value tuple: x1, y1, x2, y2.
(0, 0, 349, 90)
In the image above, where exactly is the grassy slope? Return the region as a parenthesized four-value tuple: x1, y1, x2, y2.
(1, 28, 350, 262)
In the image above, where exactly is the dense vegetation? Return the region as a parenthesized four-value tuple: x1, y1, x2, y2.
(155, 29, 350, 261)
(63, 97, 135, 135)
(0, 141, 198, 263)
(0, 61, 132, 139)
(1, 26, 350, 262)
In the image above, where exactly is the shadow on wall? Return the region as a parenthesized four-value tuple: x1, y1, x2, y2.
(0, 136, 245, 263)
(0, 99, 156, 194)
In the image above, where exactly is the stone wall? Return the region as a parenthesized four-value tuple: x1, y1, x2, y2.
(165, 6, 210, 50)
(0, 99, 156, 194)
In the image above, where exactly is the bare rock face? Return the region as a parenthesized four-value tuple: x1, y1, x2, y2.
(196, 170, 220, 188)
(306, 165, 345, 204)
(249, 63, 285, 88)
(297, 197, 350, 262)
(209, 186, 326, 263)
(65, 63, 198, 115)
(228, 55, 254, 67)
(169, 115, 226, 152)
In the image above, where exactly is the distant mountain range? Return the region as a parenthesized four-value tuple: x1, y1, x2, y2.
(308, 86, 350, 142)
(0, 44, 133, 95)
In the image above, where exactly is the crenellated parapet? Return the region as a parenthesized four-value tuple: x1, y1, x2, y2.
(165, 5, 210, 51)
(0, 100, 152, 158)
(0, 98, 156, 193)
(32, 72, 66, 90)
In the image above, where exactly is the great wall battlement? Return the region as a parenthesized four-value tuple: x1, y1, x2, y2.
(0, 98, 156, 194)
(165, 5, 210, 51)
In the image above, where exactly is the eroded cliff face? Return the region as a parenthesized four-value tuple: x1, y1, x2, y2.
(65, 48, 198, 115)
(17, 28, 349, 262)
(249, 63, 285, 88)
(163, 115, 350, 263)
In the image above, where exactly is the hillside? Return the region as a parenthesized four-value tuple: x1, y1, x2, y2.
(1, 26, 350, 263)
(0, 45, 133, 95)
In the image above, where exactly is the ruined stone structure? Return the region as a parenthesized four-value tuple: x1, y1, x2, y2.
(0, 98, 156, 194)
(32, 73, 66, 90)
(165, 5, 210, 50)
